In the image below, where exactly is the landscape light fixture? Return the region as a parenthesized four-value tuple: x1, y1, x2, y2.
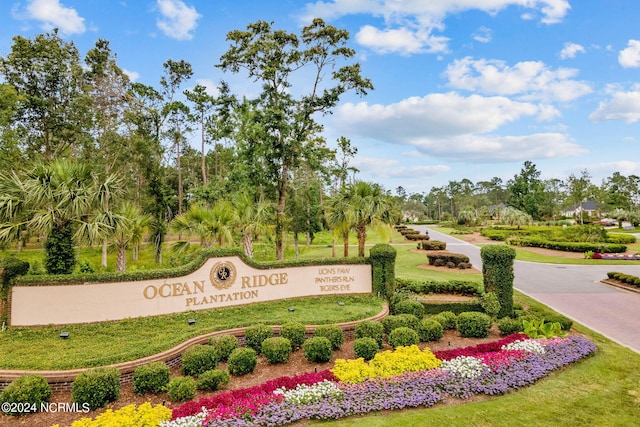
(188, 319, 196, 325)
(288, 307, 295, 312)
(59, 332, 70, 339)
(338, 301, 345, 306)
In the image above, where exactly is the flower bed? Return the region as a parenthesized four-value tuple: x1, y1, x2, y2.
(163, 334, 596, 427)
(593, 253, 640, 260)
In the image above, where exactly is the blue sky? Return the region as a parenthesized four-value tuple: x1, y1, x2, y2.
(2, 0, 640, 195)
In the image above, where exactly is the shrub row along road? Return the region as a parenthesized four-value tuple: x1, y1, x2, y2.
(415, 226, 640, 354)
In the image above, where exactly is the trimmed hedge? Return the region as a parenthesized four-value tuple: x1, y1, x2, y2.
(244, 324, 274, 354)
(416, 319, 443, 342)
(261, 337, 292, 364)
(279, 321, 306, 350)
(510, 237, 626, 253)
(457, 312, 492, 338)
(388, 327, 420, 348)
(71, 367, 120, 410)
(405, 233, 430, 241)
(393, 299, 425, 318)
(426, 252, 470, 267)
(382, 314, 419, 334)
(167, 377, 196, 402)
(431, 311, 457, 330)
(0, 257, 30, 287)
(303, 337, 333, 363)
(354, 320, 384, 347)
(313, 324, 344, 350)
(208, 335, 238, 362)
(481, 245, 516, 318)
(607, 271, 640, 288)
(181, 345, 219, 377)
(606, 234, 637, 244)
(133, 362, 170, 395)
(418, 240, 446, 250)
(370, 244, 396, 301)
(422, 301, 483, 315)
(197, 369, 230, 391)
(353, 337, 379, 360)
(227, 348, 257, 376)
(395, 278, 483, 296)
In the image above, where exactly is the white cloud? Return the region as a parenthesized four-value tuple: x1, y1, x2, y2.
(333, 92, 585, 162)
(24, 0, 85, 35)
(591, 161, 640, 176)
(589, 90, 640, 123)
(473, 26, 492, 43)
(444, 57, 592, 102)
(352, 157, 450, 178)
(155, 0, 201, 41)
(560, 42, 585, 59)
(300, 0, 569, 55)
(194, 79, 220, 96)
(356, 25, 448, 55)
(619, 40, 640, 68)
(122, 68, 139, 82)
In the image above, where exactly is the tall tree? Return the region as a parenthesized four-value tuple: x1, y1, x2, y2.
(184, 84, 215, 184)
(218, 19, 373, 260)
(0, 29, 90, 161)
(507, 161, 546, 220)
(566, 169, 593, 224)
(348, 181, 394, 257)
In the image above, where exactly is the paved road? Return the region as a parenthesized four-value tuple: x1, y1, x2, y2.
(414, 226, 640, 354)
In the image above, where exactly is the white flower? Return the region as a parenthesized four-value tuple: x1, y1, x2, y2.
(440, 356, 486, 379)
(274, 380, 343, 404)
(502, 339, 546, 354)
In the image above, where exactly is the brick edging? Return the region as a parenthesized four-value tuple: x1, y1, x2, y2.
(0, 304, 389, 392)
(601, 279, 640, 294)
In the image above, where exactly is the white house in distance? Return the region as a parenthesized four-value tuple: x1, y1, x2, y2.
(560, 201, 600, 218)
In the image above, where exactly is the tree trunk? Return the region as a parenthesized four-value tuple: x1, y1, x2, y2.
(242, 233, 254, 258)
(133, 244, 139, 262)
(177, 137, 183, 216)
(102, 239, 108, 268)
(201, 112, 207, 185)
(294, 232, 299, 259)
(342, 230, 349, 258)
(331, 236, 336, 258)
(116, 245, 126, 272)
(275, 164, 289, 260)
(357, 226, 366, 257)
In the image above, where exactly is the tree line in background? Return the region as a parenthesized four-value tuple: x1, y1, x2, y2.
(0, 20, 404, 275)
(398, 160, 640, 225)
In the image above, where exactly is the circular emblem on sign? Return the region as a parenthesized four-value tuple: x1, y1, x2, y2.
(210, 261, 236, 290)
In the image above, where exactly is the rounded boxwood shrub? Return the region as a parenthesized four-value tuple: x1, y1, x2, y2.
(167, 376, 196, 402)
(279, 321, 306, 350)
(353, 337, 379, 361)
(0, 375, 51, 416)
(354, 320, 384, 347)
(497, 317, 523, 335)
(393, 299, 425, 319)
(431, 311, 457, 330)
(388, 327, 420, 348)
(132, 362, 170, 395)
(262, 337, 292, 364)
(303, 337, 333, 363)
(382, 314, 419, 334)
(227, 348, 258, 376)
(209, 335, 238, 362)
(197, 369, 230, 391)
(417, 319, 443, 342)
(313, 324, 344, 350)
(244, 324, 274, 354)
(457, 312, 492, 338)
(181, 344, 219, 377)
(71, 367, 120, 410)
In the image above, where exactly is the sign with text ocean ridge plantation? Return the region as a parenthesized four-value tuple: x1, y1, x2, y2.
(9, 257, 372, 326)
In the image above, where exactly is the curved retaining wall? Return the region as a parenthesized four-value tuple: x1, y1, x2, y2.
(0, 305, 389, 392)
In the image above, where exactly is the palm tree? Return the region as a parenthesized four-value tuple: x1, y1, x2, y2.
(111, 202, 151, 272)
(0, 160, 124, 274)
(325, 190, 355, 258)
(349, 181, 394, 257)
(170, 200, 235, 253)
(233, 191, 272, 258)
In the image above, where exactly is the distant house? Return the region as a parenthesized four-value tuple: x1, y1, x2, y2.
(561, 200, 600, 218)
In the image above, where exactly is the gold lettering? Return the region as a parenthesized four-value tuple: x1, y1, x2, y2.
(193, 280, 204, 294)
(241, 276, 250, 288)
(143, 286, 157, 299)
(159, 284, 172, 297)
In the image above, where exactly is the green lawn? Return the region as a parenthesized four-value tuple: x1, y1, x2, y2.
(513, 248, 640, 265)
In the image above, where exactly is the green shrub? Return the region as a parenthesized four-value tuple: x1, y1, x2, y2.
(382, 314, 419, 334)
(71, 367, 120, 410)
(303, 337, 333, 363)
(395, 278, 482, 296)
(132, 362, 170, 395)
(419, 240, 446, 250)
(279, 321, 306, 350)
(261, 337, 292, 364)
(244, 324, 274, 354)
(431, 311, 457, 330)
(181, 344, 219, 377)
(227, 348, 257, 375)
(457, 312, 492, 338)
(353, 337, 379, 361)
(209, 335, 238, 362)
(0, 257, 30, 287)
(354, 320, 384, 347)
(426, 253, 469, 267)
(0, 375, 51, 415)
(313, 324, 344, 350)
(543, 314, 573, 331)
(167, 376, 196, 402)
(480, 292, 501, 319)
(510, 237, 626, 253)
(523, 318, 567, 339)
(197, 369, 230, 391)
(370, 243, 397, 300)
(388, 327, 420, 348)
(497, 317, 523, 335)
(481, 245, 516, 318)
(417, 319, 443, 342)
(393, 299, 425, 319)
